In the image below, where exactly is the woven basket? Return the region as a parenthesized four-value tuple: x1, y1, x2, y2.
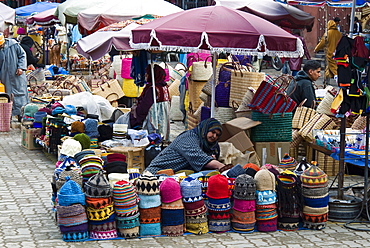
(188, 79, 207, 110)
(229, 68, 265, 106)
(351, 115, 366, 130)
(298, 113, 337, 142)
(0, 93, 12, 132)
(290, 129, 303, 148)
(168, 78, 180, 98)
(251, 111, 293, 142)
(316, 87, 336, 116)
(292, 100, 317, 129)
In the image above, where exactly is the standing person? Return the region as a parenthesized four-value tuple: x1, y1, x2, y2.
(289, 29, 311, 76)
(334, 17, 341, 33)
(20, 36, 42, 68)
(287, 60, 321, 108)
(130, 64, 171, 140)
(145, 118, 226, 174)
(353, 17, 362, 36)
(0, 32, 29, 119)
(314, 20, 342, 84)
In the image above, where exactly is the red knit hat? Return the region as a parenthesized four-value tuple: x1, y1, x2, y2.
(107, 153, 127, 163)
(160, 178, 182, 203)
(206, 174, 229, 199)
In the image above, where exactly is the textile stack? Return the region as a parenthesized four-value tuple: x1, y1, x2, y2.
(105, 153, 129, 186)
(206, 174, 231, 233)
(231, 174, 257, 233)
(56, 179, 89, 242)
(300, 162, 329, 230)
(112, 180, 140, 238)
(136, 172, 162, 237)
(79, 155, 104, 184)
(254, 169, 278, 232)
(159, 178, 185, 236)
(180, 177, 209, 235)
(84, 171, 117, 239)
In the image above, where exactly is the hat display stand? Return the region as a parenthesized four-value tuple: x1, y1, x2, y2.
(344, 114, 370, 231)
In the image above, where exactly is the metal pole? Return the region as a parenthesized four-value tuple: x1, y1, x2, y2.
(338, 116, 346, 200)
(210, 52, 217, 118)
(150, 61, 158, 130)
(349, 0, 356, 38)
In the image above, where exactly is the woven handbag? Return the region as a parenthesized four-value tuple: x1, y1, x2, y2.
(92, 79, 124, 101)
(188, 79, 207, 110)
(187, 102, 199, 130)
(168, 78, 181, 98)
(316, 86, 336, 116)
(189, 55, 213, 81)
(0, 93, 13, 132)
(292, 100, 317, 129)
(298, 113, 337, 142)
(201, 63, 223, 96)
(232, 101, 252, 118)
(351, 115, 366, 130)
(215, 81, 231, 107)
(251, 111, 293, 142)
(230, 64, 265, 106)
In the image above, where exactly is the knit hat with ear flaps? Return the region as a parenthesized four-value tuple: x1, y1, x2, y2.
(300, 162, 328, 188)
(135, 171, 160, 195)
(206, 174, 229, 199)
(60, 138, 82, 157)
(233, 174, 256, 200)
(160, 178, 182, 203)
(84, 170, 112, 198)
(255, 169, 276, 191)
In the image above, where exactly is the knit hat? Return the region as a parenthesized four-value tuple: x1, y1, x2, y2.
(62, 231, 89, 242)
(161, 199, 184, 210)
(161, 209, 185, 226)
(23, 104, 39, 120)
(60, 138, 82, 157)
(86, 204, 115, 221)
(206, 174, 229, 199)
(59, 222, 88, 234)
(157, 168, 175, 176)
(300, 163, 328, 188)
(303, 205, 329, 215)
(116, 217, 140, 229)
(226, 164, 246, 178)
(105, 161, 128, 175)
(186, 213, 207, 224)
(56, 168, 82, 191)
(233, 199, 256, 212)
(277, 218, 299, 231)
(107, 153, 127, 163)
(84, 118, 99, 138)
(74, 150, 95, 165)
(160, 178, 182, 203)
(302, 221, 327, 230)
(57, 204, 87, 227)
(17, 27, 26, 35)
(86, 196, 113, 209)
(73, 133, 91, 150)
(256, 217, 278, 232)
(162, 224, 184, 236)
(180, 177, 203, 202)
(118, 226, 140, 239)
(98, 124, 113, 142)
(112, 180, 138, 206)
(115, 204, 139, 217)
(255, 169, 276, 191)
(65, 105, 77, 116)
(84, 170, 112, 198)
(138, 194, 161, 209)
(233, 174, 256, 200)
(52, 106, 65, 115)
(255, 208, 278, 221)
(33, 111, 47, 123)
(136, 172, 160, 195)
(302, 212, 328, 224)
(185, 221, 209, 235)
(294, 157, 311, 176)
(139, 223, 162, 237)
(302, 186, 329, 197)
(256, 190, 277, 205)
(139, 206, 161, 224)
(303, 194, 330, 208)
(232, 221, 256, 233)
(207, 197, 231, 211)
(71, 121, 85, 133)
(279, 153, 298, 170)
(243, 163, 260, 177)
(38, 107, 52, 115)
(57, 178, 86, 206)
(208, 210, 231, 220)
(89, 220, 118, 240)
(108, 173, 130, 188)
(231, 209, 256, 224)
(261, 164, 280, 177)
(208, 219, 231, 233)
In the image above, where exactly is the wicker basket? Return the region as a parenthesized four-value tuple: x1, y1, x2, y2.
(298, 113, 337, 142)
(188, 79, 206, 110)
(251, 111, 293, 142)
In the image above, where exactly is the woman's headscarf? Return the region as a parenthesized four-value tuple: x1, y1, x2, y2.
(193, 118, 223, 159)
(146, 64, 167, 86)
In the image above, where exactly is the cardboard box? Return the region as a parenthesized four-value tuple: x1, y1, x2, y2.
(219, 117, 261, 153)
(254, 142, 290, 165)
(21, 126, 42, 150)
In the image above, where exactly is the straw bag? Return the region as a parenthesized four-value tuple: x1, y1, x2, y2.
(200, 104, 235, 124)
(232, 101, 252, 118)
(351, 115, 366, 130)
(187, 102, 199, 130)
(316, 86, 336, 116)
(189, 55, 213, 81)
(188, 79, 207, 110)
(292, 100, 317, 129)
(0, 93, 13, 132)
(298, 113, 337, 142)
(168, 79, 180, 98)
(229, 64, 265, 106)
(92, 79, 124, 101)
(201, 63, 224, 95)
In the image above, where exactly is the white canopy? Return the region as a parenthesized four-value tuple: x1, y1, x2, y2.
(0, 2, 15, 32)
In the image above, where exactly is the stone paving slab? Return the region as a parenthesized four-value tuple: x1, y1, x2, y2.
(1, 128, 370, 247)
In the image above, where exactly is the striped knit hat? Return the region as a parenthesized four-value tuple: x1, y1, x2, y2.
(279, 153, 298, 170)
(112, 180, 138, 206)
(300, 162, 328, 188)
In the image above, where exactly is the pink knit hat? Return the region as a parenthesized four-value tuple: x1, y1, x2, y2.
(206, 174, 229, 199)
(159, 178, 182, 203)
(233, 199, 256, 212)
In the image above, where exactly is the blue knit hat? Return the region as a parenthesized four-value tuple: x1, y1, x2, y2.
(57, 177, 86, 206)
(84, 118, 99, 138)
(138, 194, 161, 209)
(52, 106, 65, 116)
(65, 105, 77, 116)
(161, 209, 185, 226)
(180, 177, 202, 202)
(139, 223, 161, 237)
(256, 190, 277, 205)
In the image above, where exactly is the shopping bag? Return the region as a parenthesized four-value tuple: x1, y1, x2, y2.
(92, 79, 124, 101)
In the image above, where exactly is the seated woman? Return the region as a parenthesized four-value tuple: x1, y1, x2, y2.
(130, 64, 170, 140)
(145, 118, 226, 174)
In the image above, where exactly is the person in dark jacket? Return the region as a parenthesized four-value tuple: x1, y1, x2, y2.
(287, 60, 321, 108)
(19, 36, 41, 67)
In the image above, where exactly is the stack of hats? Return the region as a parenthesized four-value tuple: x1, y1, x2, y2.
(60, 138, 82, 158)
(278, 153, 298, 171)
(112, 124, 128, 140)
(84, 119, 100, 148)
(79, 156, 104, 184)
(276, 171, 302, 231)
(198, 171, 220, 202)
(206, 174, 231, 233)
(84, 171, 117, 239)
(254, 169, 278, 232)
(113, 180, 140, 238)
(22, 104, 39, 122)
(300, 162, 329, 230)
(57, 178, 89, 242)
(231, 174, 257, 233)
(70, 121, 85, 137)
(160, 178, 185, 236)
(105, 153, 128, 176)
(136, 172, 161, 236)
(243, 163, 260, 178)
(74, 150, 95, 167)
(180, 177, 208, 235)
(33, 111, 47, 128)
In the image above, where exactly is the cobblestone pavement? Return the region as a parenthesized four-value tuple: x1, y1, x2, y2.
(1, 127, 370, 248)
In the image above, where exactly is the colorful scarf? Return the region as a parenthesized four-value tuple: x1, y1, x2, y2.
(192, 118, 222, 159)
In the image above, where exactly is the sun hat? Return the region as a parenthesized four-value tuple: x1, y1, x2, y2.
(160, 178, 182, 203)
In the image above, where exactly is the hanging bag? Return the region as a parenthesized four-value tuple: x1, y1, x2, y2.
(298, 113, 337, 142)
(92, 79, 124, 102)
(0, 93, 13, 132)
(189, 55, 213, 81)
(187, 102, 199, 130)
(215, 81, 231, 107)
(292, 99, 317, 129)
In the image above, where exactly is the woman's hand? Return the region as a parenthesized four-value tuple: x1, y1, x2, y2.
(16, 69, 23, 76)
(204, 159, 225, 171)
